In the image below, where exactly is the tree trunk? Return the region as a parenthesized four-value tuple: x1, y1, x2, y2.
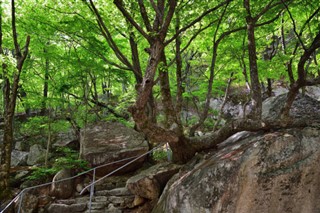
(159, 52, 180, 130)
(175, 12, 183, 120)
(0, 0, 30, 198)
(244, 3, 262, 119)
(41, 47, 49, 115)
(169, 137, 196, 164)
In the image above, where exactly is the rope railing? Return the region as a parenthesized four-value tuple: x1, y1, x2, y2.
(80, 145, 161, 194)
(0, 144, 163, 213)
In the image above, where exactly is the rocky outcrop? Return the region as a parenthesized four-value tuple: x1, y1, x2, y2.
(80, 121, 148, 176)
(153, 126, 320, 213)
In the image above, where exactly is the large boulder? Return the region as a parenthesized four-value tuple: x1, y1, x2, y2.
(153, 126, 320, 213)
(262, 93, 320, 120)
(80, 121, 148, 176)
(11, 150, 28, 167)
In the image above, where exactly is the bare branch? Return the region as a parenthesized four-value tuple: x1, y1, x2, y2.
(113, 0, 150, 40)
(165, 0, 231, 46)
(11, 0, 20, 57)
(149, 0, 162, 21)
(87, 0, 133, 70)
(280, 0, 307, 50)
(168, 21, 215, 67)
(138, 0, 152, 32)
(160, 0, 177, 40)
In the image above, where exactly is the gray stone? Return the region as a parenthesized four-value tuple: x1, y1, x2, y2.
(88, 202, 106, 210)
(306, 86, 320, 100)
(27, 144, 45, 165)
(94, 196, 108, 202)
(15, 141, 24, 151)
(80, 121, 148, 176)
(75, 196, 90, 204)
(95, 187, 132, 197)
(56, 199, 76, 205)
(50, 169, 74, 199)
(14, 171, 29, 180)
(11, 150, 28, 166)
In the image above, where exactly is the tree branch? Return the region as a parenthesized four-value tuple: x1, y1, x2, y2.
(86, 0, 134, 71)
(138, 0, 152, 32)
(165, 0, 231, 46)
(11, 0, 20, 57)
(280, 0, 306, 50)
(113, 0, 150, 40)
(158, 0, 177, 41)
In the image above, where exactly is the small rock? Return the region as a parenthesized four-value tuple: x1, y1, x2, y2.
(133, 195, 145, 207)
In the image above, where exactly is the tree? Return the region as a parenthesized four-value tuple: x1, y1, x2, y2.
(0, 0, 30, 198)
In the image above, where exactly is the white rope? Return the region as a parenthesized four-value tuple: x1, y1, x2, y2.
(80, 145, 161, 194)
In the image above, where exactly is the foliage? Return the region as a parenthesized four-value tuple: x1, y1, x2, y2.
(26, 147, 88, 182)
(26, 167, 58, 182)
(152, 148, 171, 162)
(19, 116, 70, 137)
(53, 147, 89, 170)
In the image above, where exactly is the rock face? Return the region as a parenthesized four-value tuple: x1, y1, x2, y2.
(153, 126, 320, 213)
(80, 121, 148, 176)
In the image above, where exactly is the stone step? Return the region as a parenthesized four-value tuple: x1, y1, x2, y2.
(52, 191, 135, 213)
(95, 187, 132, 197)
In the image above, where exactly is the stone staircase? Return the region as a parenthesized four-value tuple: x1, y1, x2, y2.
(47, 175, 138, 213)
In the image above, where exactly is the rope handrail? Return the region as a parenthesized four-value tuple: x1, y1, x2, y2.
(80, 145, 161, 194)
(0, 145, 162, 213)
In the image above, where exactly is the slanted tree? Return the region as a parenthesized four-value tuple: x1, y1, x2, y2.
(79, 0, 320, 164)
